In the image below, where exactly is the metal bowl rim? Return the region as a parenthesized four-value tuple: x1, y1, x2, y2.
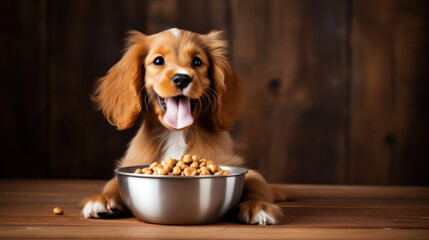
(115, 165, 248, 179)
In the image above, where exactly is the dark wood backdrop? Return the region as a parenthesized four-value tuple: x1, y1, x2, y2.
(1, 0, 428, 185)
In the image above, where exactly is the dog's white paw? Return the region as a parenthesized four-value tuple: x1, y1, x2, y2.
(81, 194, 123, 218)
(252, 209, 278, 225)
(238, 200, 282, 225)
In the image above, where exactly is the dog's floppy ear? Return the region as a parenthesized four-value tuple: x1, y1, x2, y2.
(204, 31, 244, 131)
(92, 31, 147, 130)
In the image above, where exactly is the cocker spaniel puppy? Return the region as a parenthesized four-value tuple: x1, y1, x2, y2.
(82, 28, 286, 225)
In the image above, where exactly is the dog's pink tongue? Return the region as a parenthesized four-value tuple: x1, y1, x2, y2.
(163, 97, 194, 129)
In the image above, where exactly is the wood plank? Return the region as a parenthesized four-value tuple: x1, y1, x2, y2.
(47, 0, 146, 179)
(1, 226, 429, 240)
(1, 209, 428, 229)
(271, 184, 429, 199)
(177, 0, 230, 34)
(146, 0, 230, 36)
(349, 0, 429, 185)
(387, 0, 429, 185)
(0, 0, 48, 178)
(231, 0, 349, 184)
(145, 0, 178, 34)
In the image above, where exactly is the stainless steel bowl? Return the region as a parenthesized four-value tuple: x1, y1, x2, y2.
(115, 165, 248, 225)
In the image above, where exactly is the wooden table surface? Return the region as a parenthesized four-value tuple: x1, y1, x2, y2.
(0, 180, 428, 239)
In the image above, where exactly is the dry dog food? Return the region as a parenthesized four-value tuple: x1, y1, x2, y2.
(53, 207, 63, 215)
(134, 154, 231, 176)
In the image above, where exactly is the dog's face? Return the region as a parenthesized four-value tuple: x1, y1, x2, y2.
(144, 29, 212, 130)
(93, 28, 243, 131)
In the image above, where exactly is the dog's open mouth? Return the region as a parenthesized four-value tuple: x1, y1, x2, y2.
(157, 95, 195, 129)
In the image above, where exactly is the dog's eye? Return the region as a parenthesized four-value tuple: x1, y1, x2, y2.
(153, 57, 165, 66)
(192, 57, 202, 67)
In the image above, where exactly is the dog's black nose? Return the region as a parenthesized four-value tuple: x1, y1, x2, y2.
(172, 74, 191, 90)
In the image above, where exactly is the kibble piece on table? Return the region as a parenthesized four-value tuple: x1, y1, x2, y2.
(53, 207, 63, 215)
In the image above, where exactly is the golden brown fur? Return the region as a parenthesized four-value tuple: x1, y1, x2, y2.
(81, 29, 286, 225)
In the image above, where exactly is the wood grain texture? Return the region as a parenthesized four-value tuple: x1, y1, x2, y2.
(47, 0, 147, 179)
(232, 0, 349, 184)
(0, 0, 428, 185)
(0, 0, 48, 178)
(145, 0, 231, 43)
(349, 0, 429, 185)
(0, 180, 428, 239)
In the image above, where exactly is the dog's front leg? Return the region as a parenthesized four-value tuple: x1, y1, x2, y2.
(237, 170, 283, 225)
(81, 177, 129, 218)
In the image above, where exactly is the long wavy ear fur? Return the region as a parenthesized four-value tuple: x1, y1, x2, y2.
(92, 31, 147, 130)
(204, 31, 244, 131)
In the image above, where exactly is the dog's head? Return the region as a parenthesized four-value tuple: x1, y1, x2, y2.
(93, 28, 244, 131)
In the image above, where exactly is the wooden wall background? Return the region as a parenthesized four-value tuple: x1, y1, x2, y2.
(1, 0, 428, 185)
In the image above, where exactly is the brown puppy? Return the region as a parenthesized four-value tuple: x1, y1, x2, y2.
(81, 28, 284, 225)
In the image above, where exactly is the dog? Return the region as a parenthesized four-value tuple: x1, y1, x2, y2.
(81, 28, 286, 225)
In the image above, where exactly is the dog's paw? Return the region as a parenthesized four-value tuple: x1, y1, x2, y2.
(237, 200, 283, 225)
(81, 193, 125, 218)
